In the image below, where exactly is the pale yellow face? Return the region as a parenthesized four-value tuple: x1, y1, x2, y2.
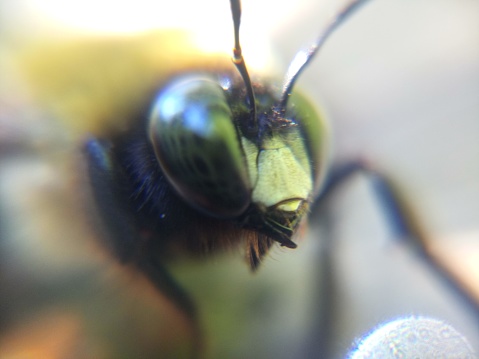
(242, 131, 313, 213)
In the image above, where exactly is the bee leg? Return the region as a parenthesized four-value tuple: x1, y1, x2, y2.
(319, 160, 479, 312)
(84, 138, 204, 359)
(308, 160, 479, 357)
(84, 138, 138, 262)
(138, 257, 204, 359)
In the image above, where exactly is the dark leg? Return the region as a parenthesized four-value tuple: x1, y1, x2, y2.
(306, 160, 479, 358)
(84, 138, 139, 262)
(138, 257, 204, 359)
(324, 161, 479, 317)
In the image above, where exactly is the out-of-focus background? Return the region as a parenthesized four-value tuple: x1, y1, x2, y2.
(1, 0, 478, 358)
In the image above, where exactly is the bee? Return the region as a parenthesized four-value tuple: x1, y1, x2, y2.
(1, 0, 478, 358)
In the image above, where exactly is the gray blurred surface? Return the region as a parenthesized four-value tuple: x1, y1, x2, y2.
(283, 0, 479, 357)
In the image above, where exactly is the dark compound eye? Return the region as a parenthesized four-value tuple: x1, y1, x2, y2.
(285, 91, 330, 195)
(148, 77, 252, 218)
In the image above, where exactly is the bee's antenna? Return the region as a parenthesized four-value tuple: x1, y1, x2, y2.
(230, 0, 257, 131)
(278, 0, 371, 112)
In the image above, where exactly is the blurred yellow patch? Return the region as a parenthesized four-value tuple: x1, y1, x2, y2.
(9, 31, 233, 138)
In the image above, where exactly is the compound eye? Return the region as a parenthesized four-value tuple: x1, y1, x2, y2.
(149, 77, 251, 218)
(286, 91, 330, 195)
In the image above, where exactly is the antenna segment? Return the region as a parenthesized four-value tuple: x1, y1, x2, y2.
(279, 0, 372, 111)
(230, 0, 257, 131)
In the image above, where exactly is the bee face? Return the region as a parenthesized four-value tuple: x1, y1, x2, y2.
(146, 73, 328, 254)
(87, 66, 328, 269)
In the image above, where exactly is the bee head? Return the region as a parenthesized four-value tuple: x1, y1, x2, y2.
(147, 0, 370, 265)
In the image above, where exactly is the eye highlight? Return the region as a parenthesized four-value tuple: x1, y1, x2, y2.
(149, 76, 252, 218)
